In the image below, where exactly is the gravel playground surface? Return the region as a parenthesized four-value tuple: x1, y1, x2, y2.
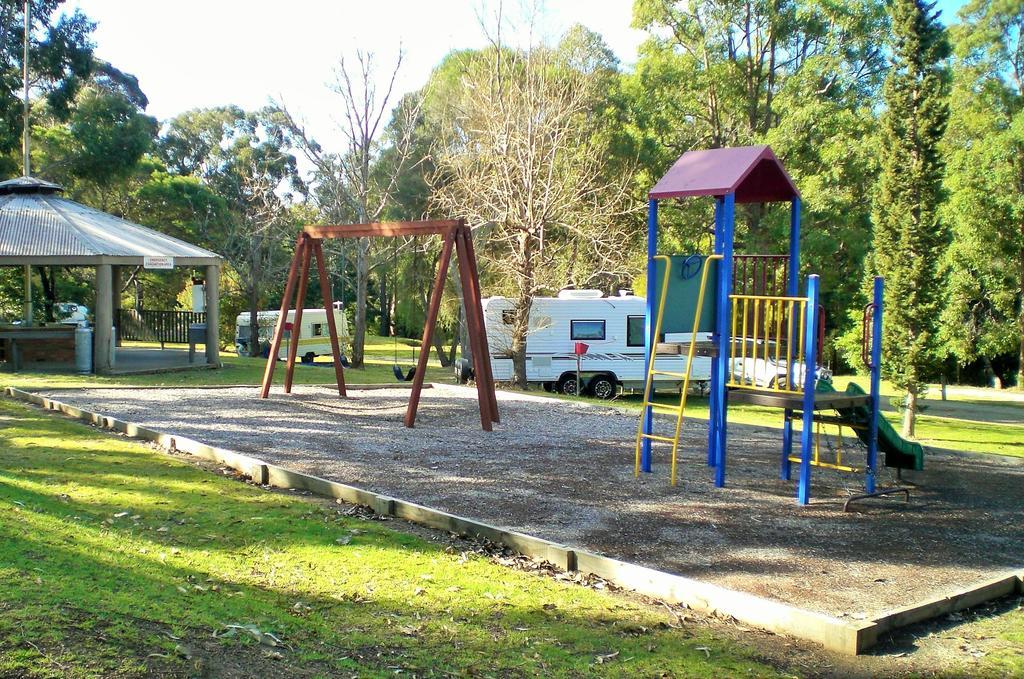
(35, 384, 1024, 619)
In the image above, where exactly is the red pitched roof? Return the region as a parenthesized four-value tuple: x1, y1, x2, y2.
(649, 145, 799, 203)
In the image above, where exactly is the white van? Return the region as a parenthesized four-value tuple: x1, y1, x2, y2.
(479, 290, 712, 399)
(235, 305, 350, 361)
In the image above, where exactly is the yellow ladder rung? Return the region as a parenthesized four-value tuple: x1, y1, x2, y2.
(786, 456, 859, 473)
(646, 403, 682, 414)
(640, 434, 679, 443)
(651, 370, 689, 378)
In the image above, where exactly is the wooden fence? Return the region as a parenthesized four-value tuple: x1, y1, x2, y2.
(116, 309, 206, 345)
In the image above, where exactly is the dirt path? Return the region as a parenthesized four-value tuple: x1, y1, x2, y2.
(38, 383, 1024, 621)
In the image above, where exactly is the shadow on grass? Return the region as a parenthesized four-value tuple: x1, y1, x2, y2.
(0, 401, 779, 678)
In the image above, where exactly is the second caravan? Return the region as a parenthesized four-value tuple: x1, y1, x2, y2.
(480, 290, 712, 398)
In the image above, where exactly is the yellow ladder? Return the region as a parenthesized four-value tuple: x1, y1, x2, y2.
(635, 254, 722, 485)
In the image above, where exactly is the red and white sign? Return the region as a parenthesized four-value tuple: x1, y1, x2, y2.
(143, 256, 174, 270)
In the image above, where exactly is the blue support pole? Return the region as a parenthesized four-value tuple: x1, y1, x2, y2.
(788, 198, 801, 296)
(707, 198, 724, 466)
(782, 197, 801, 480)
(641, 198, 658, 473)
(713, 193, 735, 488)
(797, 275, 820, 505)
(866, 276, 884, 494)
(781, 408, 793, 480)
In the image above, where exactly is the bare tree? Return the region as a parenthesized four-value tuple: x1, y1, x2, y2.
(275, 51, 422, 367)
(219, 169, 294, 355)
(431, 30, 635, 388)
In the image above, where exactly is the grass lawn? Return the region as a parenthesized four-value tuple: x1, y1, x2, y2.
(1, 334, 455, 391)
(545, 376, 1024, 459)
(0, 398, 783, 678)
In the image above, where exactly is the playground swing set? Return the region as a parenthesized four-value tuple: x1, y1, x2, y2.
(259, 218, 500, 432)
(634, 145, 924, 505)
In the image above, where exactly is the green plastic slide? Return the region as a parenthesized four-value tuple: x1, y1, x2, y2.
(816, 381, 925, 471)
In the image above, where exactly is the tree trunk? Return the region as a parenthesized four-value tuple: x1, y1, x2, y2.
(446, 336, 458, 366)
(511, 290, 531, 389)
(450, 262, 471, 362)
(39, 266, 57, 322)
(511, 230, 536, 389)
(248, 288, 261, 358)
(352, 237, 369, 367)
(902, 386, 917, 438)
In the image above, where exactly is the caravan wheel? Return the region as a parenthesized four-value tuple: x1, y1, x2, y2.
(558, 375, 581, 396)
(590, 375, 617, 400)
(301, 352, 315, 364)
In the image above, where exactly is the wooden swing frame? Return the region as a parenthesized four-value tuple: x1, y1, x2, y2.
(259, 218, 500, 431)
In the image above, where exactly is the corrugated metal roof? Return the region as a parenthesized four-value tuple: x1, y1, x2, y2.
(0, 182, 222, 264)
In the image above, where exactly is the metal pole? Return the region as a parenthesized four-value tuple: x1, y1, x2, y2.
(797, 275, 820, 505)
(713, 193, 735, 488)
(641, 198, 658, 473)
(23, 0, 31, 177)
(708, 198, 724, 466)
(866, 276, 883, 494)
(782, 196, 802, 480)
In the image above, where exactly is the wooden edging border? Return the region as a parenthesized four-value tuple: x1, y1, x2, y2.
(4, 385, 1021, 656)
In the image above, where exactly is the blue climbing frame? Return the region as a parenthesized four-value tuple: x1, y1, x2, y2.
(641, 146, 883, 504)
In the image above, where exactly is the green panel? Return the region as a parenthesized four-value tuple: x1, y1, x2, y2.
(652, 255, 719, 335)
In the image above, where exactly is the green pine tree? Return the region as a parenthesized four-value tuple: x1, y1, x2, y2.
(871, 0, 951, 437)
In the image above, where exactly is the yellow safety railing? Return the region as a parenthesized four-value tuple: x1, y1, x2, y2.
(635, 254, 722, 485)
(727, 293, 808, 395)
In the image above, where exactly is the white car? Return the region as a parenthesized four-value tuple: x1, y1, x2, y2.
(729, 340, 831, 389)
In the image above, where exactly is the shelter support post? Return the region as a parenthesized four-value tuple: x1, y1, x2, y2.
(204, 264, 220, 366)
(713, 193, 735, 488)
(642, 199, 657, 473)
(94, 264, 113, 373)
(22, 265, 32, 324)
(111, 265, 122, 347)
(797, 275, 820, 504)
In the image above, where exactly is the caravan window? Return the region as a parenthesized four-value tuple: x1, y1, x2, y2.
(627, 315, 663, 346)
(627, 316, 645, 347)
(570, 320, 606, 341)
(311, 323, 325, 337)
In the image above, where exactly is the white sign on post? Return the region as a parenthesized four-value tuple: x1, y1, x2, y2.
(143, 256, 174, 270)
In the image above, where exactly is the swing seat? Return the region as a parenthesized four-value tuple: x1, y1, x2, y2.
(393, 365, 416, 382)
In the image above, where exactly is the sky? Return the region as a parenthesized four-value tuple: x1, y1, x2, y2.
(68, 0, 646, 154)
(67, 0, 968, 157)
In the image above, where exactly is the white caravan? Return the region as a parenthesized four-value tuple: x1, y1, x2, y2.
(235, 306, 349, 361)
(481, 290, 713, 399)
